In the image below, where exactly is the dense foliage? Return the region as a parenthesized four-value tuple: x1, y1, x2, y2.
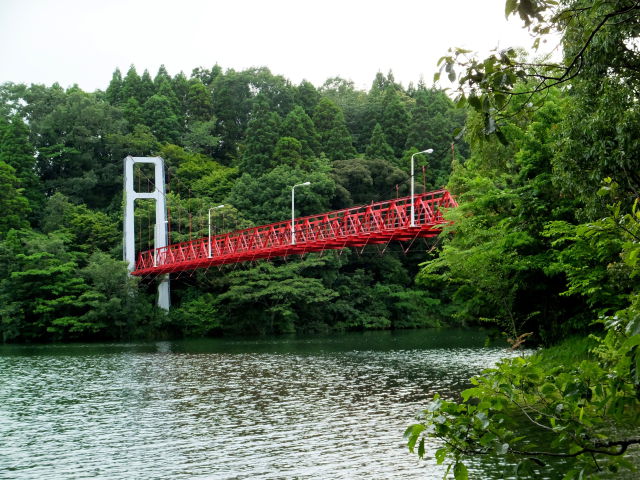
(0, 68, 466, 342)
(406, 1, 640, 478)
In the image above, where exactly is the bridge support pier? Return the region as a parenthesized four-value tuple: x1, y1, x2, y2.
(123, 156, 170, 311)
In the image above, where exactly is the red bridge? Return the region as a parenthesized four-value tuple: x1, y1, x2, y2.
(132, 190, 457, 276)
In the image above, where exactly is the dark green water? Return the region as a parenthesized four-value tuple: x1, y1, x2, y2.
(1, 329, 528, 479)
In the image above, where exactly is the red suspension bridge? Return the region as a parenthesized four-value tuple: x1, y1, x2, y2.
(132, 189, 457, 277)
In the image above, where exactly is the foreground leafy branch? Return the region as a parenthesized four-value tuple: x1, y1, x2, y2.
(406, 330, 640, 478)
(437, 0, 640, 137)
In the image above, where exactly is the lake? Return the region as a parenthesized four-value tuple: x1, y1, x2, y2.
(1, 329, 525, 479)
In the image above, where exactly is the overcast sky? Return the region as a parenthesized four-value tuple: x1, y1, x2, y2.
(0, 0, 546, 92)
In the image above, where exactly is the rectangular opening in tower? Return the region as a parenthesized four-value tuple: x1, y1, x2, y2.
(133, 163, 157, 194)
(134, 198, 157, 254)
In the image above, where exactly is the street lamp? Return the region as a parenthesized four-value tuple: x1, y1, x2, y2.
(291, 182, 311, 245)
(208, 204, 225, 258)
(410, 149, 433, 227)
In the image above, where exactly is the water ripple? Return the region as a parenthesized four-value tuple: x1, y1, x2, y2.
(0, 330, 517, 479)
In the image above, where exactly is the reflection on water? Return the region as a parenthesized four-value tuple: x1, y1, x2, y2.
(1, 329, 520, 479)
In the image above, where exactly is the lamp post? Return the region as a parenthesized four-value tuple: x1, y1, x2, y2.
(208, 204, 225, 258)
(291, 182, 311, 245)
(410, 149, 433, 227)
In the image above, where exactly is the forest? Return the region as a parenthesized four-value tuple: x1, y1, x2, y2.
(0, 62, 467, 342)
(0, 0, 639, 477)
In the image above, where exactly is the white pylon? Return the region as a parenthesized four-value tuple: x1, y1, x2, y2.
(123, 156, 170, 311)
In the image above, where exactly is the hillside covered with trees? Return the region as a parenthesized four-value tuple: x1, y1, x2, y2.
(0, 67, 467, 342)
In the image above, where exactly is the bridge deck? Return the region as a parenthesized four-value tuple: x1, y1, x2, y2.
(132, 190, 457, 276)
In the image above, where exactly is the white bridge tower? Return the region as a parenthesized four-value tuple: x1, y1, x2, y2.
(123, 156, 170, 310)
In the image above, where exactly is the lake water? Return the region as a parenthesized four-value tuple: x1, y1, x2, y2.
(1, 329, 522, 479)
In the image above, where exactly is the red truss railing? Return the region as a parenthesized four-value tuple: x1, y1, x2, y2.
(132, 190, 457, 276)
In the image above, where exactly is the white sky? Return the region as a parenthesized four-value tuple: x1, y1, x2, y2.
(0, 0, 547, 92)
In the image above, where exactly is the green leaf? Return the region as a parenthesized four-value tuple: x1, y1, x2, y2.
(626, 317, 640, 336)
(494, 93, 507, 109)
(453, 462, 469, 480)
(418, 437, 425, 458)
(405, 424, 425, 452)
(461, 387, 482, 402)
(540, 382, 556, 395)
(468, 95, 482, 111)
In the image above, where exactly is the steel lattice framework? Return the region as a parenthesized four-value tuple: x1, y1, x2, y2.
(132, 190, 457, 276)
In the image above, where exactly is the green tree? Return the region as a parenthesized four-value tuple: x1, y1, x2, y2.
(245, 67, 296, 116)
(153, 64, 172, 87)
(139, 69, 156, 103)
(0, 115, 43, 214)
(405, 86, 467, 176)
(186, 78, 213, 122)
(215, 255, 339, 334)
(211, 69, 252, 162)
(295, 79, 320, 115)
(182, 119, 220, 157)
(331, 157, 406, 207)
(281, 105, 321, 158)
(25, 87, 127, 207)
(143, 93, 182, 144)
(0, 229, 154, 342)
(172, 71, 191, 119)
(273, 137, 304, 169)
(78, 252, 153, 339)
(120, 65, 143, 104)
(156, 80, 181, 115)
(360, 71, 403, 149)
(320, 76, 370, 151)
(380, 88, 409, 157)
(0, 162, 30, 235)
(105, 68, 123, 105)
(159, 144, 236, 200)
(168, 291, 221, 337)
(420, 91, 576, 340)
(40, 193, 119, 253)
(191, 64, 222, 86)
(365, 123, 395, 161)
(106, 124, 159, 158)
(313, 98, 356, 160)
(238, 102, 282, 176)
(227, 161, 335, 224)
(122, 97, 144, 128)
(0, 230, 89, 341)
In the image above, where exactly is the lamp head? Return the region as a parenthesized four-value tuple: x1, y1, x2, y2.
(302, 182, 311, 186)
(423, 148, 434, 154)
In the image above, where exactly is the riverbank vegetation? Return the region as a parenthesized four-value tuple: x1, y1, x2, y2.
(406, 1, 640, 478)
